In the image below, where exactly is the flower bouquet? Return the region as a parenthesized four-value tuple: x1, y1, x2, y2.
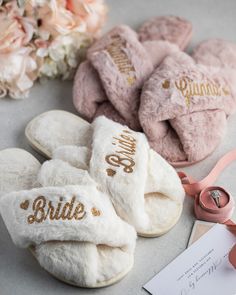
(0, 0, 107, 99)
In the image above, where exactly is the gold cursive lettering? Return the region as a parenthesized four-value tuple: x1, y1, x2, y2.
(172, 76, 231, 107)
(106, 35, 136, 85)
(28, 196, 46, 224)
(60, 196, 76, 220)
(25, 196, 94, 224)
(105, 129, 137, 175)
(106, 154, 135, 173)
(74, 203, 86, 220)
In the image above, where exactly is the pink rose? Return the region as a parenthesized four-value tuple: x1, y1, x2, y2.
(0, 47, 37, 99)
(66, 0, 107, 34)
(0, 3, 37, 98)
(25, 0, 106, 39)
(0, 2, 35, 54)
(25, 0, 82, 38)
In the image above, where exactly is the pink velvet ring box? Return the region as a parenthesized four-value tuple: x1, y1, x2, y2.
(194, 186, 235, 223)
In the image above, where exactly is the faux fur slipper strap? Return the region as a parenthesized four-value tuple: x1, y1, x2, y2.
(73, 41, 178, 127)
(88, 116, 184, 233)
(0, 185, 136, 251)
(73, 16, 193, 129)
(138, 15, 192, 50)
(87, 25, 153, 130)
(192, 39, 236, 69)
(139, 51, 236, 165)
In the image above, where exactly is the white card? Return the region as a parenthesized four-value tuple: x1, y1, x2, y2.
(188, 220, 215, 247)
(143, 224, 236, 295)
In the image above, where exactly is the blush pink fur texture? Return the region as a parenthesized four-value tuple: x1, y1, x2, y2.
(192, 39, 236, 69)
(72, 16, 193, 128)
(192, 39, 236, 99)
(73, 27, 183, 128)
(73, 39, 179, 125)
(138, 15, 192, 50)
(94, 101, 127, 125)
(142, 40, 179, 68)
(139, 51, 236, 163)
(73, 60, 108, 122)
(87, 25, 153, 131)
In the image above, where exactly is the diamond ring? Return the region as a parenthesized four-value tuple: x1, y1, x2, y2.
(211, 190, 221, 208)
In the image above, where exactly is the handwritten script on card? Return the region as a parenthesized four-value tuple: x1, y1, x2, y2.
(144, 224, 236, 295)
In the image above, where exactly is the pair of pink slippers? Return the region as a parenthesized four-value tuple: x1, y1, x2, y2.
(73, 15, 236, 167)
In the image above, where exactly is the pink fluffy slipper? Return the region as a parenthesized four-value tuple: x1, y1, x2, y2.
(139, 51, 236, 166)
(138, 15, 192, 50)
(73, 16, 192, 129)
(192, 39, 236, 69)
(86, 25, 153, 131)
(73, 39, 178, 127)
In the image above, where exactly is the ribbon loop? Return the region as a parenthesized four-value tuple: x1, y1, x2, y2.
(179, 149, 236, 268)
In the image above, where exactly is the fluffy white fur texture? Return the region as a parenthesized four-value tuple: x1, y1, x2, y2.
(90, 116, 150, 231)
(26, 110, 92, 157)
(26, 111, 185, 235)
(0, 148, 41, 196)
(52, 146, 91, 170)
(36, 160, 136, 286)
(38, 159, 94, 187)
(0, 149, 136, 287)
(50, 117, 185, 235)
(89, 117, 185, 233)
(0, 185, 136, 252)
(145, 149, 185, 202)
(36, 241, 133, 287)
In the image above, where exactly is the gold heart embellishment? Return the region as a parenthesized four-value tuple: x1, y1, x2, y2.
(106, 168, 116, 177)
(91, 207, 101, 217)
(20, 200, 29, 210)
(162, 80, 170, 89)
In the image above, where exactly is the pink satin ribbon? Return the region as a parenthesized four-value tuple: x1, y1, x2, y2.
(178, 149, 236, 269)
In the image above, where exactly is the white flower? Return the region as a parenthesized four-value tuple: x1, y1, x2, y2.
(37, 33, 90, 79)
(0, 47, 37, 99)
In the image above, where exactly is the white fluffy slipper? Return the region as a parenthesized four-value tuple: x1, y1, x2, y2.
(0, 148, 136, 288)
(26, 110, 92, 158)
(26, 111, 185, 237)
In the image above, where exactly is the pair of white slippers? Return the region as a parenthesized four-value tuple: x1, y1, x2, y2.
(0, 110, 185, 288)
